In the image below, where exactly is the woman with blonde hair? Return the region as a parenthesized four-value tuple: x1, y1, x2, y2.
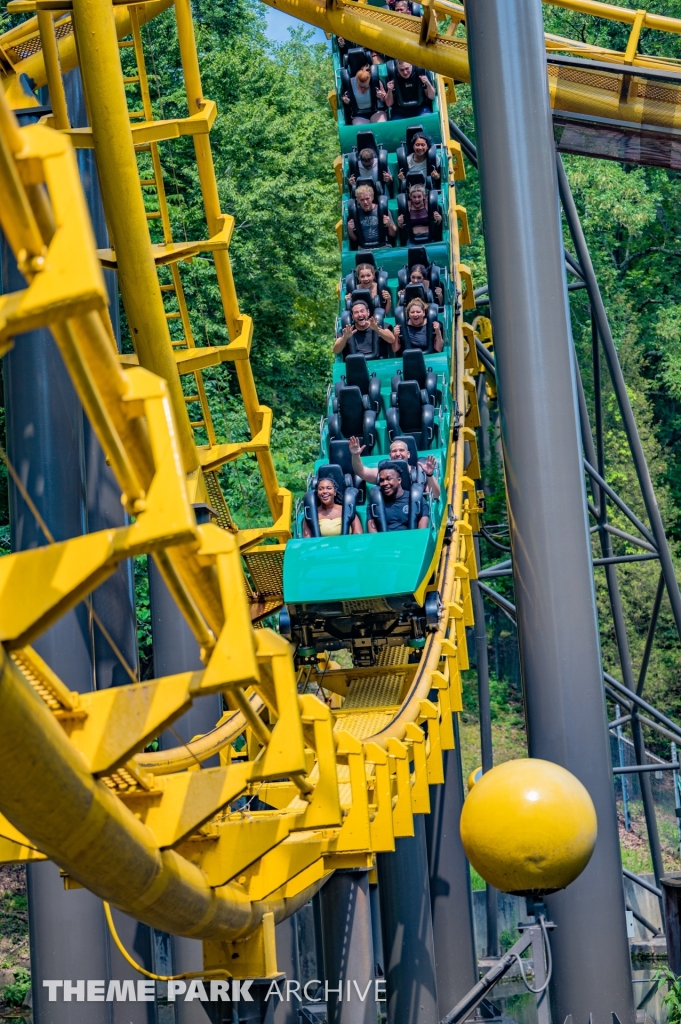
(353, 262, 392, 314)
(397, 184, 441, 243)
(394, 296, 444, 353)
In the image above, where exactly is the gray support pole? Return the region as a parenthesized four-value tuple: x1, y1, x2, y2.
(319, 870, 375, 1024)
(169, 937, 208, 1024)
(465, 4, 634, 1024)
(72, 65, 163, 1024)
(3, 247, 92, 690)
(26, 865, 111, 1024)
(107, 910, 164, 1024)
(377, 818, 438, 1024)
(148, 559, 223, 758)
(148, 558, 223, 1022)
(425, 737, 477, 1018)
(268, 914, 300, 1024)
(631, 717, 664, 899)
(71, 68, 156, 1022)
(471, 538, 498, 958)
(476, 374, 491, 494)
(63, 68, 138, 691)
(2, 172, 109, 1024)
(65, 73, 137, 691)
(369, 881, 384, 980)
(311, 891, 326, 984)
(530, 924, 550, 1024)
(637, 574, 665, 696)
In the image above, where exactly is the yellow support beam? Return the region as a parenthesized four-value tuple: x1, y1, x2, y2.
(0, 0, 490, 975)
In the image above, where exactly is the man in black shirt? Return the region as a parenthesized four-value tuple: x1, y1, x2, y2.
(367, 466, 430, 531)
(347, 184, 397, 249)
(334, 299, 397, 358)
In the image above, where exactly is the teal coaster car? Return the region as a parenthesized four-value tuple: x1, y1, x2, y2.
(280, 42, 456, 669)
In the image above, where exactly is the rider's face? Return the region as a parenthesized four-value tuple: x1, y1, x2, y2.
(409, 304, 426, 327)
(352, 303, 370, 329)
(379, 470, 401, 497)
(317, 479, 336, 506)
(390, 441, 410, 461)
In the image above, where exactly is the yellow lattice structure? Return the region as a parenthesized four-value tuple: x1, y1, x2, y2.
(0, 0, 670, 983)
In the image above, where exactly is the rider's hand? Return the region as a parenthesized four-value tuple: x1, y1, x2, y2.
(420, 455, 436, 477)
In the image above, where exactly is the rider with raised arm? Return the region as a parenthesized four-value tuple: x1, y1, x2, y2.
(333, 299, 397, 357)
(349, 435, 441, 499)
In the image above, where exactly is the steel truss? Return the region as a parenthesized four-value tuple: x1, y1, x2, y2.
(452, 119, 681, 916)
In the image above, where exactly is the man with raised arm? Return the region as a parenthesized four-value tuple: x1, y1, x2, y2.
(349, 435, 441, 500)
(333, 299, 397, 358)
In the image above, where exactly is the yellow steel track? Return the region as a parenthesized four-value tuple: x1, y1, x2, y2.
(0, 0, 676, 980)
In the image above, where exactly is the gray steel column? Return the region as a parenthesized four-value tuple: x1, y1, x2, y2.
(269, 914, 300, 1024)
(148, 558, 223, 757)
(369, 881, 384, 979)
(26, 864, 111, 1024)
(85, 423, 138, 688)
(63, 69, 138, 691)
(319, 870, 375, 1024)
(3, 241, 92, 691)
(476, 374, 491, 493)
(107, 910, 165, 1024)
(425, 739, 477, 1019)
(72, 63, 160, 1024)
(377, 818, 438, 1024)
(2, 169, 109, 1024)
(148, 558, 223, 1015)
(466, 3, 634, 1023)
(169, 937, 208, 1024)
(471, 539, 499, 959)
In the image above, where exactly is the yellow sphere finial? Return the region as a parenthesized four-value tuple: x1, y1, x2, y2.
(460, 758, 597, 895)
(467, 766, 483, 792)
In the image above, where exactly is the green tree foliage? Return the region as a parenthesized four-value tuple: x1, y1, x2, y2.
(3, 968, 30, 1008)
(653, 966, 681, 1024)
(122, 0, 340, 523)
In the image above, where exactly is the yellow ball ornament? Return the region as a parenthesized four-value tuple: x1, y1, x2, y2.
(460, 758, 597, 895)
(467, 766, 483, 792)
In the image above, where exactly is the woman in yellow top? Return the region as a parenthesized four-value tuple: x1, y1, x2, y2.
(302, 478, 363, 537)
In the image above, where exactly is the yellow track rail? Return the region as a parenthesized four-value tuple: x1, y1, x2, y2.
(0, 0, 668, 981)
(265, 0, 681, 133)
(0, 0, 481, 976)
